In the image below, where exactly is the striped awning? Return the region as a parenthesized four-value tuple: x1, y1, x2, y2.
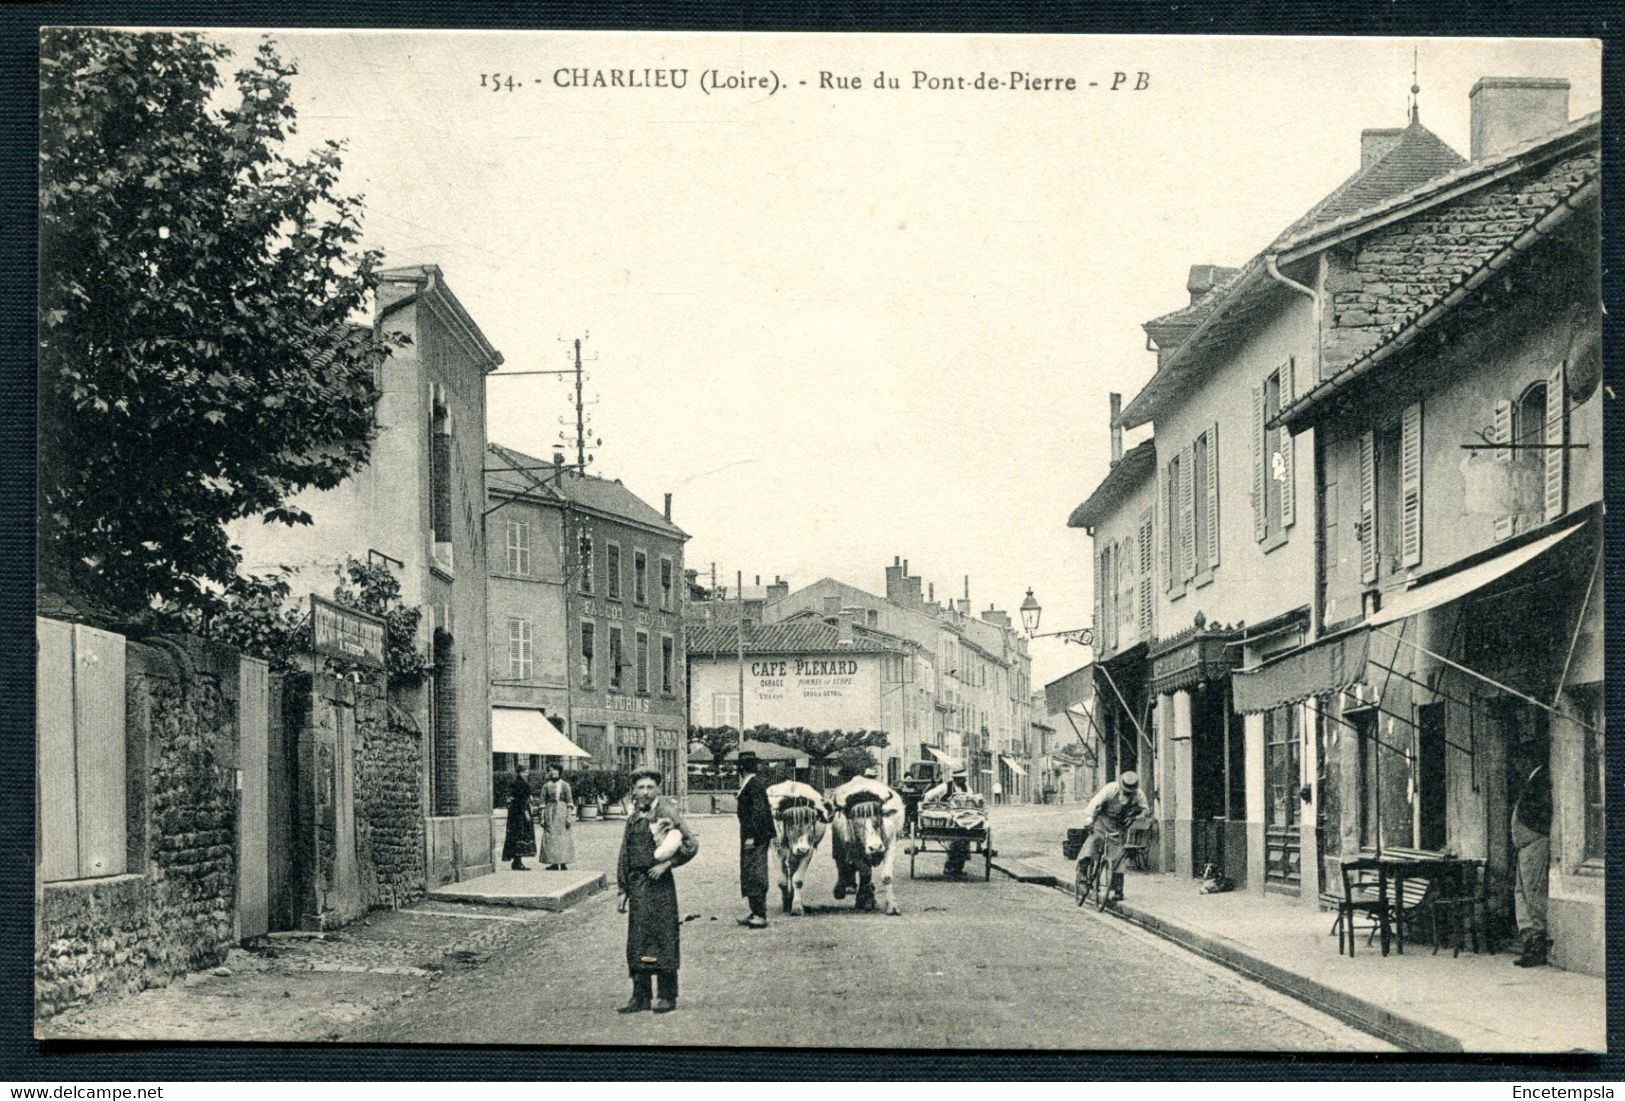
(1231, 628, 1370, 716)
(924, 746, 964, 771)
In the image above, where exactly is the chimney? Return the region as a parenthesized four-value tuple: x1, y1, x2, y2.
(663, 492, 672, 521)
(1360, 128, 1403, 170)
(963, 575, 971, 604)
(766, 576, 788, 602)
(1109, 392, 1123, 467)
(981, 607, 1011, 629)
(1186, 264, 1224, 305)
(835, 611, 855, 644)
(1470, 77, 1570, 160)
(928, 582, 935, 603)
(553, 450, 565, 468)
(885, 559, 906, 603)
(754, 575, 761, 586)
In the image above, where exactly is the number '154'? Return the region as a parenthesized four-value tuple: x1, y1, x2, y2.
(481, 73, 516, 91)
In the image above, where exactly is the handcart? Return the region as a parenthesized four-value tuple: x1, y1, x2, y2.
(909, 796, 992, 881)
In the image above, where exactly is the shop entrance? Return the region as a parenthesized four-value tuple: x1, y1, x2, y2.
(1190, 682, 1245, 881)
(1263, 704, 1301, 892)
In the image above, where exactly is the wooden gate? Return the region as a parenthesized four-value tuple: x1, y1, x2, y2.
(37, 618, 127, 883)
(237, 657, 270, 939)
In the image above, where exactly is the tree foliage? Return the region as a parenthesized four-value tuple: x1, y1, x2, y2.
(742, 724, 889, 761)
(38, 29, 396, 621)
(686, 724, 742, 763)
(331, 558, 429, 684)
(182, 568, 305, 670)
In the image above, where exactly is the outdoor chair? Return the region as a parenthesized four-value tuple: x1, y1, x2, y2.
(1335, 857, 1394, 956)
(1427, 859, 1495, 957)
(1123, 819, 1158, 872)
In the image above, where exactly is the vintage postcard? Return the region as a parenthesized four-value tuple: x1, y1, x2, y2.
(34, 29, 1603, 1054)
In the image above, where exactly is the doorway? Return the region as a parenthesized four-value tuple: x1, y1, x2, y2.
(1190, 682, 1246, 881)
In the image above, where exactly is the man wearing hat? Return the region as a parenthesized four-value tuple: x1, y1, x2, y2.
(735, 750, 775, 928)
(922, 765, 975, 877)
(1079, 771, 1151, 902)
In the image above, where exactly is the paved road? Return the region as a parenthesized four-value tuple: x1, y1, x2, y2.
(341, 811, 1386, 1051)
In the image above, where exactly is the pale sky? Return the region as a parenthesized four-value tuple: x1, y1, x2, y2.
(199, 30, 1599, 686)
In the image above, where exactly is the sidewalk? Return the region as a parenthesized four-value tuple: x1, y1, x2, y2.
(993, 836, 1605, 1053)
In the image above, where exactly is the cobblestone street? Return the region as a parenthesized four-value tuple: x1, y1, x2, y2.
(43, 811, 1386, 1050)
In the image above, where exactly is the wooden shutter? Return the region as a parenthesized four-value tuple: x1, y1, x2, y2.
(1180, 443, 1197, 581)
(1399, 402, 1423, 568)
(1251, 383, 1267, 541)
(1093, 545, 1104, 643)
(1544, 361, 1567, 522)
(1359, 431, 1378, 583)
(1493, 399, 1513, 464)
(1278, 363, 1296, 529)
(1138, 511, 1154, 636)
(1160, 462, 1174, 593)
(1205, 422, 1220, 569)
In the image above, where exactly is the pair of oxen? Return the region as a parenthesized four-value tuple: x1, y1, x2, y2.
(766, 776, 904, 917)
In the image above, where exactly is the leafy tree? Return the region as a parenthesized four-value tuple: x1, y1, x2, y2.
(749, 724, 889, 763)
(38, 29, 396, 622)
(182, 568, 306, 671)
(686, 724, 742, 764)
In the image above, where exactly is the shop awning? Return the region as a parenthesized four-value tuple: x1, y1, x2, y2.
(1367, 521, 1585, 627)
(924, 746, 964, 771)
(1001, 755, 1027, 775)
(1231, 628, 1370, 716)
(491, 708, 591, 757)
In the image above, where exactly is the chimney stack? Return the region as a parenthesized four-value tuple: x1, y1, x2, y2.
(1360, 128, 1403, 169)
(553, 450, 565, 468)
(1470, 77, 1570, 160)
(663, 492, 672, 521)
(1109, 392, 1123, 467)
(928, 582, 935, 603)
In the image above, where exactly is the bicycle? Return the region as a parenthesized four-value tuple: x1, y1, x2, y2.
(1074, 849, 1109, 910)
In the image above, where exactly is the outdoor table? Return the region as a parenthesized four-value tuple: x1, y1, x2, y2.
(1376, 855, 1469, 955)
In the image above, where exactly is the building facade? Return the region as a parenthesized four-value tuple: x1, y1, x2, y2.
(232, 264, 502, 885)
(485, 446, 690, 788)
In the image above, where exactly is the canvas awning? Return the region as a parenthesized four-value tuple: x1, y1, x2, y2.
(1001, 755, 1027, 775)
(491, 708, 590, 758)
(1367, 521, 1585, 627)
(1231, 628, 1370, 716)
(924, 746, 964, 771)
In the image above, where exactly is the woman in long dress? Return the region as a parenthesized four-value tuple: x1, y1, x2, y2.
(539, 765, 575, 870)
(501, 765, 536, 871)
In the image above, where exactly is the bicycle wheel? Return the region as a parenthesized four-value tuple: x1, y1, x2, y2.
(1094, 857, 1111, 912)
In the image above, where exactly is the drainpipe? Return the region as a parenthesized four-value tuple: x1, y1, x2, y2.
(1264, 252, 1321, 388)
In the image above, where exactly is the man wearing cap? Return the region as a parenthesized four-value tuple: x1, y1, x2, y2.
(735, 751, 775, 928)
(616, 769, 698, 1014)
(922, 766, 975, 878)
(1079, 771, 1151, 903)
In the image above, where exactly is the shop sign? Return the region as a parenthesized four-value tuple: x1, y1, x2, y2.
(311, 595, 386, 669)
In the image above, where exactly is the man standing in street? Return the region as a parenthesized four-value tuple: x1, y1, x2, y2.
(1512, 746, 1553, 968)
(616, 769, 697, 1014)
(736, 750, 774, 928)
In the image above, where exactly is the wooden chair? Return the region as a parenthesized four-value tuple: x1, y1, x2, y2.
(1428, 859, 1494, 957)
(1123, 819, 1158, 872)
(1336, 857, 1394, 956)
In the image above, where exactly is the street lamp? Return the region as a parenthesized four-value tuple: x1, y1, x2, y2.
(1019, 589, 1095, 647)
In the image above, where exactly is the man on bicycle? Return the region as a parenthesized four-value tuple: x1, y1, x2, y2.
(1078, 771, 1150, 903)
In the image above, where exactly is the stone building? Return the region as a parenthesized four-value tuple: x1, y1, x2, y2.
(485, 445, 690, 786)
(232, 264, 503, 885)
(1243, 87, 1602, 972)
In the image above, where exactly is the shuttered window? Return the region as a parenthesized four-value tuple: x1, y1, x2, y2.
(1179, 443, 1196, 581)
(578, 532, 595, 593)
(1256, 363, 1296, 543)
(1358, 431, 1378, 583)
(505, 520, 531, 576)
(1399, 402, 1423, 568)
(636, 631, 650, 694)
(1138, 510, 1154, 634)
(609, 627, 624, 689)
(1544, 361, 1568, 522)
(1161, 459, 1175, 592)
(580, 621, 595, 686)
(507, 617, 533, 680)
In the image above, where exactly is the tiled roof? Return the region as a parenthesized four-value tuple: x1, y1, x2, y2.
(1067, 438, 1156, 530)
(1119, 118, 1467, 429)
(487, 443, 687, 538)
(685, 621, 903, 656)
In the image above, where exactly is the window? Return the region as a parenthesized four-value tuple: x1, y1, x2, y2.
(713, 693, 740, 727)
(616, 744, 644, 772)
(428, 382, 454, 570)
(660, 557, 674, 610)
(608, 626, 624, 689)
(635, 630, 650, 694)
(661, 635, 675, 694)
(1264, 706, 1300, 833)
(1163, 452, 1182, 590)
(1254, 364, 1294, 544)
(1357, 709, 1421, 851)
(507, 618, 533, 680)
(606, 543, 622, 600)
(1416, 703, 1447, 852)
(634, 550, 648, 605)
(1496, 374, 1567, 541)
(1359, 402, 1423, 582)
(1193, 431, 1212, 571)
(1572, 683, 1604, 861)
(505, 520, 531, 575)
(580, 621, 595, 687)
(656, 745, 679, 783)
(578, 531, 594, 593)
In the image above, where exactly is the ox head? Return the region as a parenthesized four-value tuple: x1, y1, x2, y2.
(846, 800, 890, 866)
(778, 806, 822, 858)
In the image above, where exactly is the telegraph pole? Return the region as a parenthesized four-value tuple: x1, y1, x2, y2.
(574, 338, 587, 469)
(737, 570, 746, 735)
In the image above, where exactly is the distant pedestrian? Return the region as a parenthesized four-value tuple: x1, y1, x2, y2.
(616, 770, 698, 1014)
(736, 751, 774, 928)
(539, 765, 575, 870)
(502, 764, 535, 872)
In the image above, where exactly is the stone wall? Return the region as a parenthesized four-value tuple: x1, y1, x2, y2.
(1321, 150, 1598, 375)
(36, 635, 241, 1017)
(355, 688, 427, 910)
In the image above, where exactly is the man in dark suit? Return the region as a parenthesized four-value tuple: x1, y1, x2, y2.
(736, 751, 775, 928)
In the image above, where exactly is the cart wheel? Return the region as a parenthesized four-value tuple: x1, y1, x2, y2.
(984, 833, 993, 880)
